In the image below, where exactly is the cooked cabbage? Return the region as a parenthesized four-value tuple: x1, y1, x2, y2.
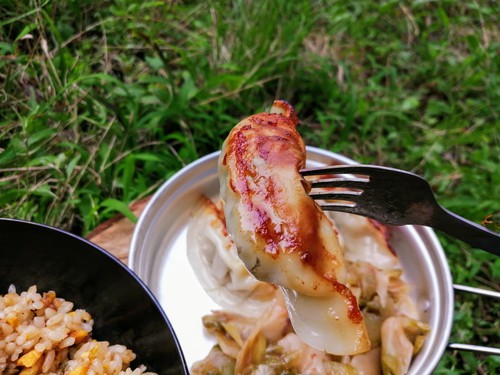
(381, 316, 430, 375)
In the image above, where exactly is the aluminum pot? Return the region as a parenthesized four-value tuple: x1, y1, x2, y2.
(129, 146, 496, 374)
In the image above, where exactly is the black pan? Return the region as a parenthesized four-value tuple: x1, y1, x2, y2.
(0, 218, 189, 374)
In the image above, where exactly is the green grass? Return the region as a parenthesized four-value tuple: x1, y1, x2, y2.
(1, 0, 498, 372)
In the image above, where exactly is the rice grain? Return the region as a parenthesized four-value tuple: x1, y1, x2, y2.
(0, 285, 158, 375)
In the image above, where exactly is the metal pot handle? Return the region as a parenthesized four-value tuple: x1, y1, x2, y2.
(447, 284, 500, 355)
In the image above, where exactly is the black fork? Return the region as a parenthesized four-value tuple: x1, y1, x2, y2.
(300, 164, 500, 256)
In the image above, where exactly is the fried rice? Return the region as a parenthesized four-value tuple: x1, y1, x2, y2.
(0, 285, 157, 375)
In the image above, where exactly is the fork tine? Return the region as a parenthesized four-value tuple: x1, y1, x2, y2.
(300, 164, 410, 179)
(300, 165, 372, 177)
(309, 190, 362, 202)
(308, 177, 368, 189)
(317, 202, 357, 212)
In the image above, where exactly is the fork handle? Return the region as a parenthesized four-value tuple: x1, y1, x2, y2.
(432, 205, 500, 256)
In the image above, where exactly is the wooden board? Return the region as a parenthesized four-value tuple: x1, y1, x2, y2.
(85, 196, 151, 265)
